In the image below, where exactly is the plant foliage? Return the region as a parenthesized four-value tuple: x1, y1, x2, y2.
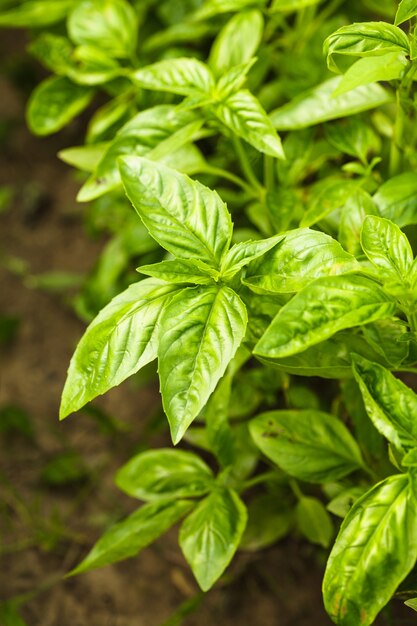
(4, 0, 417, 623)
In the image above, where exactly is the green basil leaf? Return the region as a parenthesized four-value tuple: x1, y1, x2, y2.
(86, 96, 133, 143)
(323, 474, 417, 626)
(137, 259, 218, 285)
(28, 33, 74, 74)
(270, 78, 392, 130)
(67, 44, 122, 85)
(191, 0, 267, 21)
(241, 493, 292, 550)
(257, 331, 390, 378)
(324, 22, 410, 73)
(405, 597, 417, 612)
(341, 378, 385, 462)
(250, 409, 364, 482)
(361, 215, 413, 280)
(70, 499, 194, 575)
(373, 173, 417, 227)
(115, 449, 214, 501)
(266, 187, 302, 233)
(271, 0, 322, 10)
(158, 286, 247, 444)
(254, 275, 396, 358)
(362, 318, 409, 368)
(78, 106, 202, 201)
(338, 189, 377, 256)
(352, 354, 417, 452)
(150, 142, 207, 178)
(220, 234, 285, 280)
(68, 0, 138, 59)
(145, 119, 206, 163)
(214, 59, 257, 100)
(408, 256, 417, 291)
(301, 179, 358, 228)
(133, 58, 215, 96)
(395, 0, 417, 25)
(119, 156, 232, 267)
(208, 10, 263, 74)
(26, 76, 93, 136)
(402, 448, 417, 466)
(58, 142, 109, 172)
(179, 487, 247, 591)
(0, 0, 74, 27)
(143, 21, 216, 53)
(60, 279, 180, 419)
(213, 90, 285, 159)
(327, 486, 368, 518)
(333, 51, 409, 97)
(244, 228, 358, 294)
(296, 496, 333, 548)
(203, 374, 235, 468)
(325, 118, 380, 163)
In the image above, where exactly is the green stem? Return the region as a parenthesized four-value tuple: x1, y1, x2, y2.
(241, 470, 280, 491)
(406, 304, 417, 334)
(232, 135, 264, 194)
(202, 165, 256, 197)
(389, 62, 417, 176)
(289, 478, 303, 500)
(389, 89, 405, 177)
(264, 154, 275, 191)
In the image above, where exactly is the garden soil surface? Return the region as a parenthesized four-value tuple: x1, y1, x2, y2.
(0, 33, 411, 626)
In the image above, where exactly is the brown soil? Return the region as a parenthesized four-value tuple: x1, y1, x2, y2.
(0, 35, 406, 626)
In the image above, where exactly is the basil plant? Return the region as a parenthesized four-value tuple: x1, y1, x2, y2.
(4, 0, 417, 623)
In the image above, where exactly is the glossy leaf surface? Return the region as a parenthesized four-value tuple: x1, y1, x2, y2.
(60, 279, 180, 418)
(58, 143, 108, 172)
(71, 499, 194, 575)
(68, 0, 138, 58)
(158, 286, 247, 444)
(244, 228, 357, 294)
(333, 51, 408, 96)
(324, 22, 409, 73)
(27, 76, 93, 136)
(179, 487, 247, 591)
(301, 179, 358, 228)
(362, 318, 409, 368)
(79, 106, 202, 201)
(250, 410, 364, 482)
(361, 215, 413, 280)
(115, 449, 214, 501)
(220, 234, 285, 280)
(133, 58, 215, 96)
(323, 475, 417, 626)
(214, 90, 285, 158)
(352, 354, 417, 452)
(120, 157, 232, 267)
(338, 189, 377, 256)
(254, 275, 395, 358)
(209, 10, 263, 74)
(257, 332, 388, 378)
(395, 0, 417, 25)
(137, 259, 217, 285)
(270, 78, 392, 130)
